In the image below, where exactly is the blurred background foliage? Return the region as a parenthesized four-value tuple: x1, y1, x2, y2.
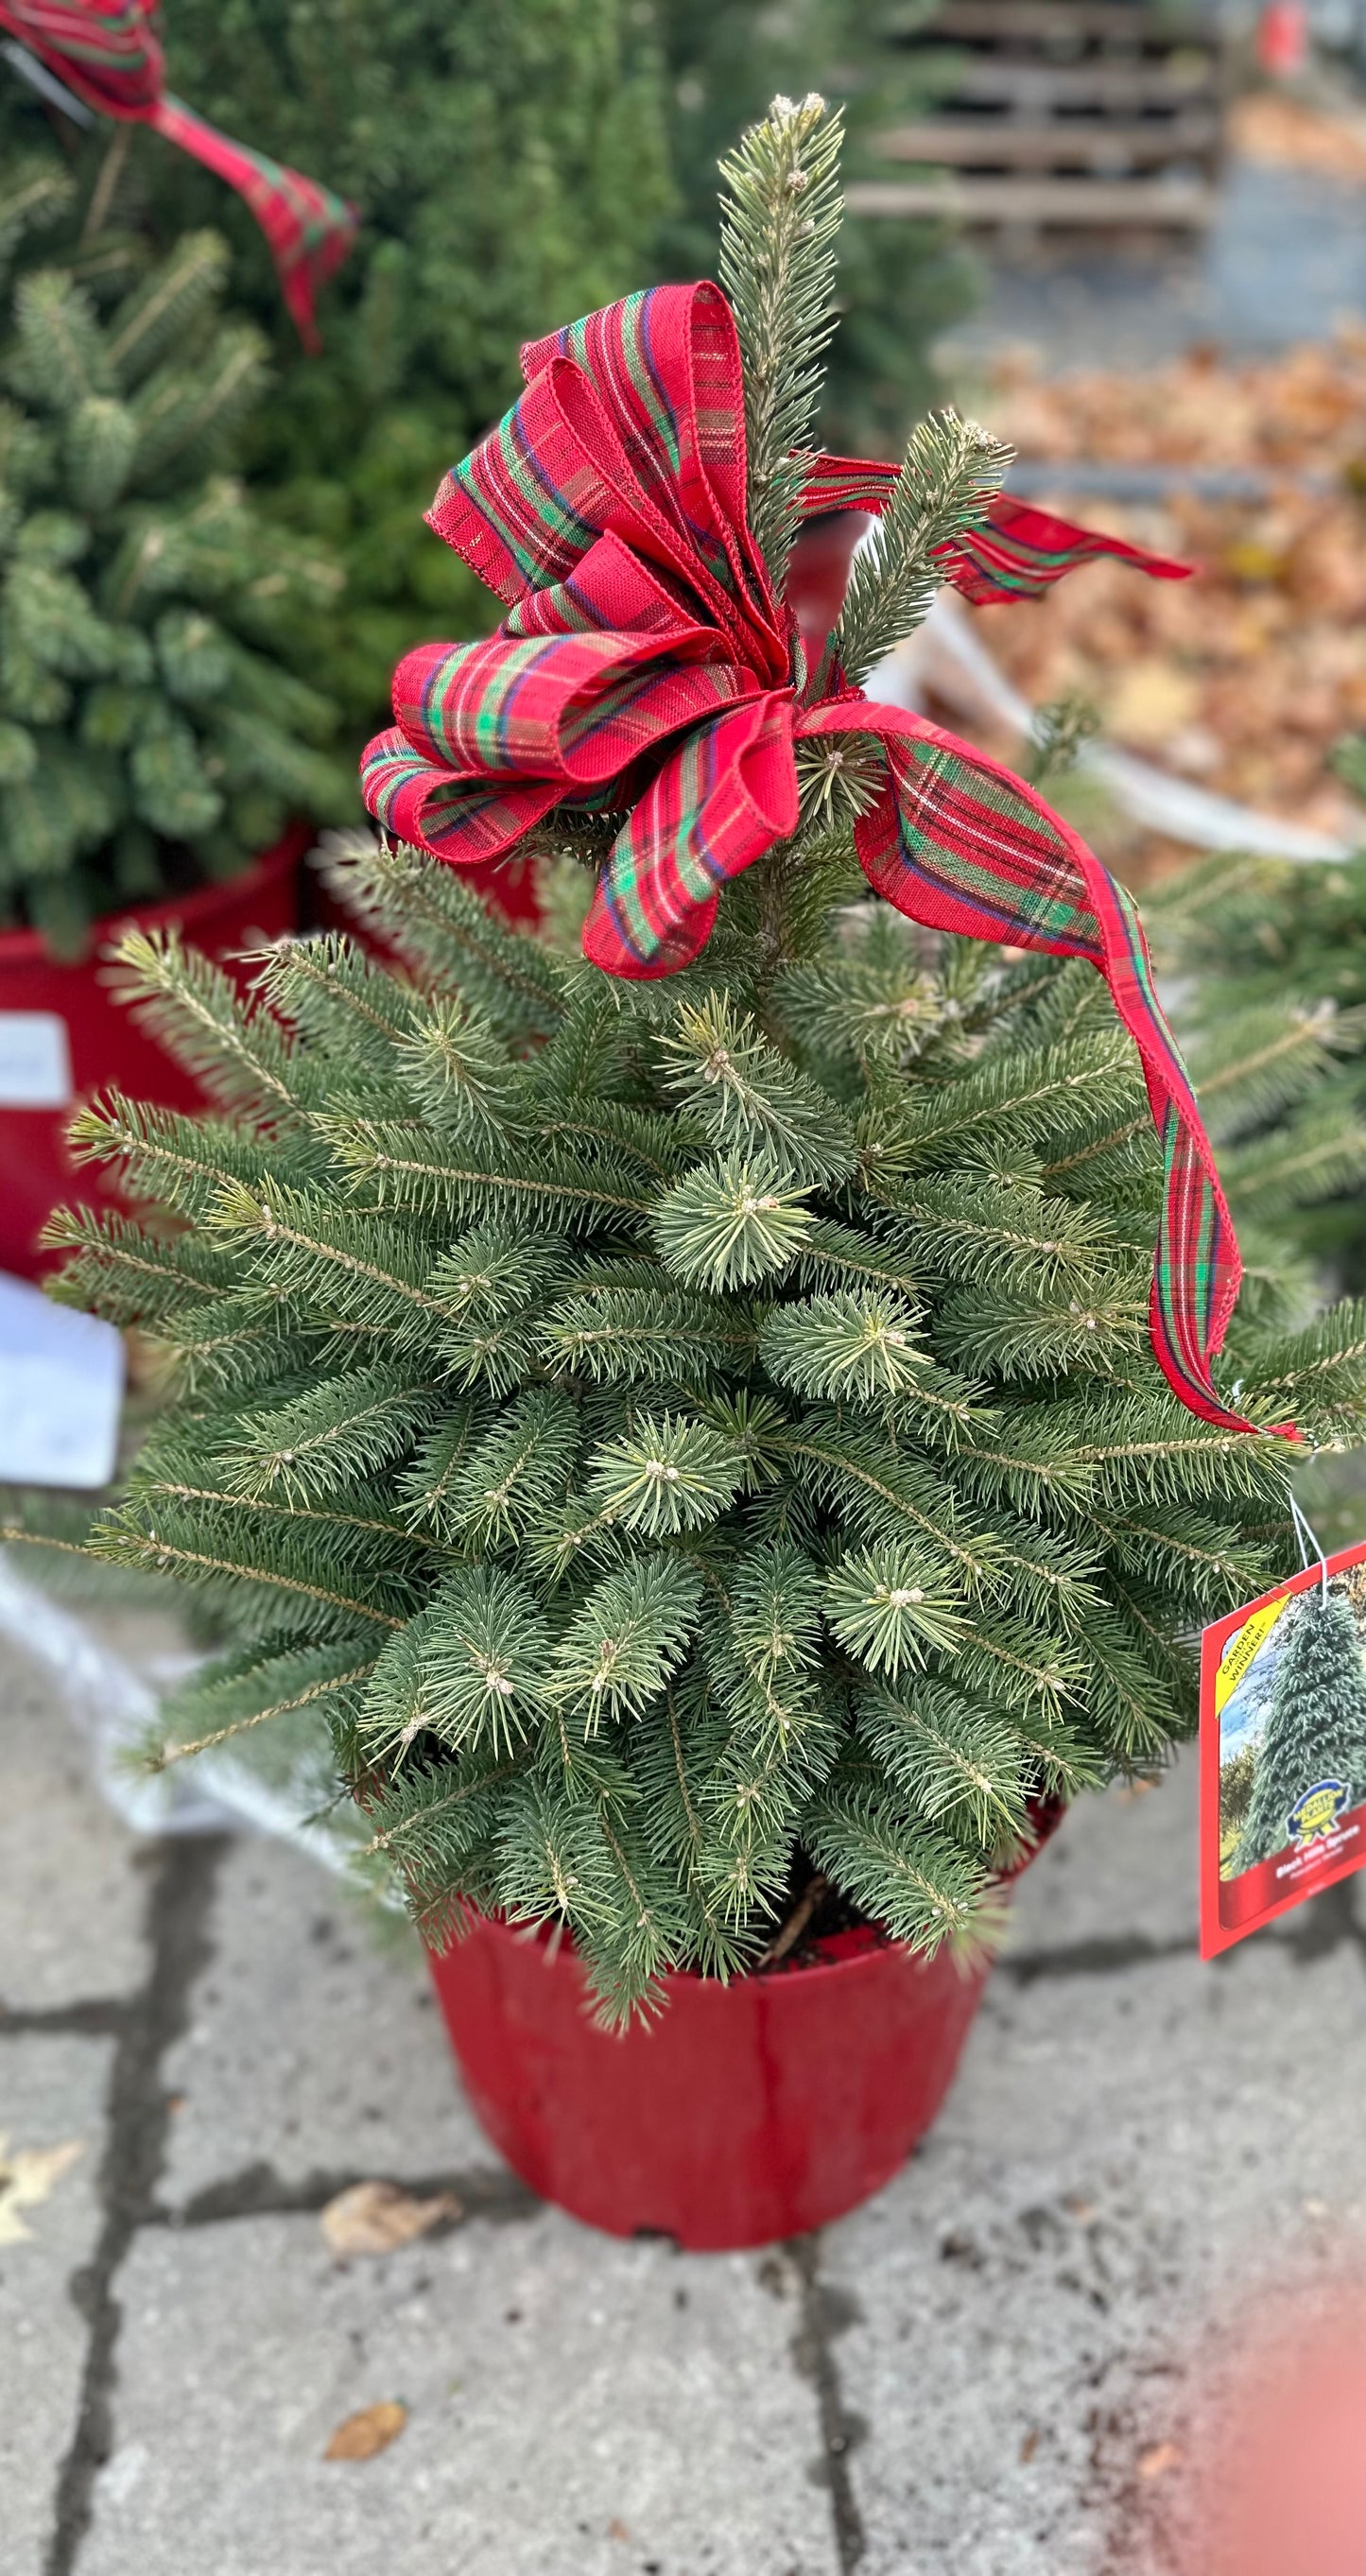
(0, 0, 973, 744)
(0, 158, 354, 944)
(653, 0, 977, 451)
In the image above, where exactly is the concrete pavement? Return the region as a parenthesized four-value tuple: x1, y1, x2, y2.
(4, 1629, 1365, 2575)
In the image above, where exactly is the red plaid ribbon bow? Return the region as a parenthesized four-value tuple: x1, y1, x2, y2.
(360, 281, 1268, 1440)
(0, 0, 356, 349)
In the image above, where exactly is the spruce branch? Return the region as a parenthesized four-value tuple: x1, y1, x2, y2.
(826, 1547, 967, 1675)
(718, 93, 844, 589)
(805, 1789, 985, 1956)
(658, 994, 857, 1185)
(146, 1641, 379, 1772)
(652, 1151, 816, 1289)
(586, 1412, 746, 1540)
(835, 413, 1012, 688)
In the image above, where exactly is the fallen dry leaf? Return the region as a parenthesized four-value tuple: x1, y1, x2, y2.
(1106, 659, 1201, 749)
(1019, 2428, 1040, 2464)
(1138, 2441, 1184, 2481)
(0, 2135, 83, 2247)
(323, 2400, 408, 2463)
(607, 2520, 631, 2543)
(320, 2179, 461, 2257)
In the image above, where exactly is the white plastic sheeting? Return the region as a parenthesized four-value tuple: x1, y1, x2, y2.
(866, 587, 1359, 865)
(0, 1554, 359, 1865)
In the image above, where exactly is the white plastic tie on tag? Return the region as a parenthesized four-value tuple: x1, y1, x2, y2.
(1288, 1493, 1331, 1604)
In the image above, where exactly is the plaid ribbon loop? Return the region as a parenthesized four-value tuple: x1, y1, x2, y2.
(0, 1, 356, 348)
(360, 281, 1270, 1440)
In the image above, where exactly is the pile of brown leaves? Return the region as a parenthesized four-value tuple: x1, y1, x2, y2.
(965, 340, 1366, 849)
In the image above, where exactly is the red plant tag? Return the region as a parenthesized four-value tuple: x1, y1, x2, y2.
(1201, 1539, 1366, 1958)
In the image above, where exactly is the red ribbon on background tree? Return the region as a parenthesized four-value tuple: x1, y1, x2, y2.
(0, 0, 355, 348)
(360, 280, 1272, 1445)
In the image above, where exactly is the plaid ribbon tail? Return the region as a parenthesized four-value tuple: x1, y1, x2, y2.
(795, 698, 1281, 1441)
(799, 454, 902, 517)
(792, 464, 1194, 604)
(151, 98, 355, 353)
(795, 466, 1194, 600)
(935, 494, 1194, 606)
(583, 695, 799, 978)
(0, 5, 354, 348)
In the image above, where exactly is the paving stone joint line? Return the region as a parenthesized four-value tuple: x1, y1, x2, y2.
(787, 2236, 868, 2576)
(42, 1834, 228, 2576)
(159, 2158, 539, 2229)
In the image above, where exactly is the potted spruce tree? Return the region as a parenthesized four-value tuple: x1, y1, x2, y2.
(47, 99, 1366, 2249)
(0, 153, 351, 1273)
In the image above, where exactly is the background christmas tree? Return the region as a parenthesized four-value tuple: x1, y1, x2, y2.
(1146, 856, 1366, 1555)
(0, 5, 673, 741)
(0, 151, 351, 952)
(1233, 1587, 1366, 1870)
(1219, 1738, 1255, 1845)
(1150, 854, 1366, 1292)
(32, 97, 1366, 2023)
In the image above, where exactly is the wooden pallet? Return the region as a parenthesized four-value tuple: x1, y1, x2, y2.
(860, 0, 1228, 233)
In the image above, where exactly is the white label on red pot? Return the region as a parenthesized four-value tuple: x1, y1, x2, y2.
(0, 1271, 124, 1488)
(0, 1012, 72, 1108)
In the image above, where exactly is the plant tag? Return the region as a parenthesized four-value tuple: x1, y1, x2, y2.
(1201, 1539, 1366, 1957)
(0, 1012, 72, 1108)
(0, 1272, 124, 1489)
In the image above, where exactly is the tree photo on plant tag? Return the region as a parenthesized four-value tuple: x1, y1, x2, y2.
(1200, 1541, 1366, 1956)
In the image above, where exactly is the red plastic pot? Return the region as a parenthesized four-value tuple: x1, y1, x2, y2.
(427, 1810, 1062, 2250)
(785, 509, 872, 660)
(1256, 3, 1308, 75)
(0, 829, 303, 1279)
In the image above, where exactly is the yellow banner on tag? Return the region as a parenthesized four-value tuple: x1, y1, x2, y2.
(1214, 1589, 1295, 1718)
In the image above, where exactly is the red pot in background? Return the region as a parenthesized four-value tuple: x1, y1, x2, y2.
(427, 1807, 1062, 2251)
(0, 829, 304, 1280)
(785, 508, 872, 661)
(1256, 3, 1308, 76)
(307, 843, 542, 958)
